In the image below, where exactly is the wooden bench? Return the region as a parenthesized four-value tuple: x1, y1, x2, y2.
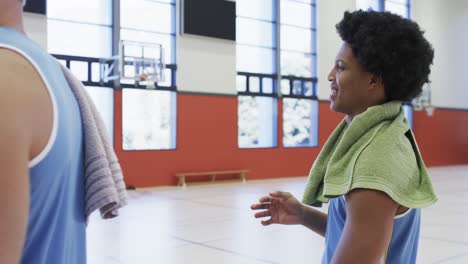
(176, 169, 248, 187)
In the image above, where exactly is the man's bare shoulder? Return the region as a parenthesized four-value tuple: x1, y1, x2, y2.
(0, 47, 49, 116)
(0, 48, 45, 87)
(0, 47, 54, 159)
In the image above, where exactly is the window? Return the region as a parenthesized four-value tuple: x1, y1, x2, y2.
(238, 96, 278, 148)
(236, 0, 318, 148)
(356, 0, 382, 11)
(120, 0, 177, 150)
(403, 102, 413, 129)
(236, 0, 276, 75)
(47, 0, 112, 58)
(122, 89, 176, 150)
(356, 0, 410, 18)
(48, 0, 178, 150)
(47, 0, 114, 139)
(385, 0, 410, 18)
(283, 98, 318, 147)
(280, 0, 318, 147)
(120, 0, 175, 64)
(84, 87, 115, 142)
(236, 0, 278, 148)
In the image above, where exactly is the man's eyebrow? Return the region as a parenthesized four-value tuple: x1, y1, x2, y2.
(336, 59, 346, 65)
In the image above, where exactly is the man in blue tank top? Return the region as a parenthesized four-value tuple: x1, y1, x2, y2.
(251, 10, 437, 263)
(0, 0, 87, 263)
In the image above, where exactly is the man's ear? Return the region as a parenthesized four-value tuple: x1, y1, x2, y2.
(369, 75, 383, 89)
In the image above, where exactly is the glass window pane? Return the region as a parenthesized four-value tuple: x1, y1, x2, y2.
(283, 98, 318, 147)
(249, 77, 261, 93)
(84, 86, 114, 144)
(385, 2, 408, 18)
(236, 18, 274, 48)
(304, 81, 314, 96)
(262, 78, 274, 94)
(356, 0, 381, 11)
(236, 0, 274, 21)
(387, 0, 408, 4)
(292, 80, 302, 95)
(281, 25, 312, 53)
(48, 20, 112, 57)
(281, 51, 314, 77)
(237, 75, 247, 92)
(237, 45, 275, 73)
(238, 96, 277, 148)
(122, 89, 176, 150)
(157, 68, 173, 87)
(69, 61, 89, 81)
(249, 76, 260, 93)
(91, 63, 101, 83)
(121, 0, 173, 34)
(281, 79, 290, 95)
(403, 104, 413, 129)
(280, 0, 311, 28)
(47, 0, 112, 25)
(120, 29, 174, 64)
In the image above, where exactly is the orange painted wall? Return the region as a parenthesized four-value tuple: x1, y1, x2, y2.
(413, 108, 468, 166)
(114, 92, 468, 187)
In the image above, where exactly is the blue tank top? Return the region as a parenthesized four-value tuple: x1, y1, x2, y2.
(0, 27, 86, 264)
(322, 196, 420, 264)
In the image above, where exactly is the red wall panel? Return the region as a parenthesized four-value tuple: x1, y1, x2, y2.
(413, 109, 468, 166)
(114, 92, 468, 187)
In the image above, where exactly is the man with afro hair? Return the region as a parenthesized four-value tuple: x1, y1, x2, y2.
(251, 10, 437, 264)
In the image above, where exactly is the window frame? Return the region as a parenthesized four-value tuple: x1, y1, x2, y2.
(48, 0, 179, 151)
(236, 0, 319, 149)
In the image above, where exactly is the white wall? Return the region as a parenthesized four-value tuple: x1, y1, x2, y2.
(21, 0, 468, 109)
(413, 0, 468, 109)
(177, 34, 237, 95)
(23, 12, 47, 49)
(316, 0, 356, 100)
(177, 0, 355, 97)
(176, 0, 236, 95)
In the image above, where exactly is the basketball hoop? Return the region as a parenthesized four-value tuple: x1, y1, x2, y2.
(100, 40, 165, 89)
(412, 83, 434, 117)
(423, 104, 434, 117)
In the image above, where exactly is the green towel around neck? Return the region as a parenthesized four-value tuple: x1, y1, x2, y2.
(302, 101, 437, 208)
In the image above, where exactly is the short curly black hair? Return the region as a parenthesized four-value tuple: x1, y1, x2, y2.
(336, 10, 434, 101)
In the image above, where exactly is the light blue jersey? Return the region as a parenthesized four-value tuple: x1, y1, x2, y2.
(0, 27, 86, 264)
(322, 196, 420, 264)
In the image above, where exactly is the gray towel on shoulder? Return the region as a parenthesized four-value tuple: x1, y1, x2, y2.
(59, 63, 127, 221)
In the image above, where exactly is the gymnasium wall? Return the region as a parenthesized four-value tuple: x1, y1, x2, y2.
(23, 12, 47, 49)
(412, 0, 468, 109)
(413, 109, 468, 167)
(316, 0, 356, 100)
(21, 0, 468, 187)
(177, 25, 236, 95)
(113, 95, 341, 187)
(114, 96, 468, 187)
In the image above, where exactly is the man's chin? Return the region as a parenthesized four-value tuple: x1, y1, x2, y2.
(330, 101, 338, 112)
(330, 102, 346, 115)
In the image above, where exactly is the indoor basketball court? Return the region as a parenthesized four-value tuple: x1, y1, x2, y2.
(2, 0, 467, 263)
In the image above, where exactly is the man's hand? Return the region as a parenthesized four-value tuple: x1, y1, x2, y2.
(251, 191, 305, 226)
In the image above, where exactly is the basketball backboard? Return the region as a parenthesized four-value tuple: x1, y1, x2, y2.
(100, 40, 165, 88)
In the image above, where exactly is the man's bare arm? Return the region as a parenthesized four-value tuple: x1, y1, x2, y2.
(331, 189, 398, 264)
(302, 205, 328, 237)
(0, 48, 53, 263)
